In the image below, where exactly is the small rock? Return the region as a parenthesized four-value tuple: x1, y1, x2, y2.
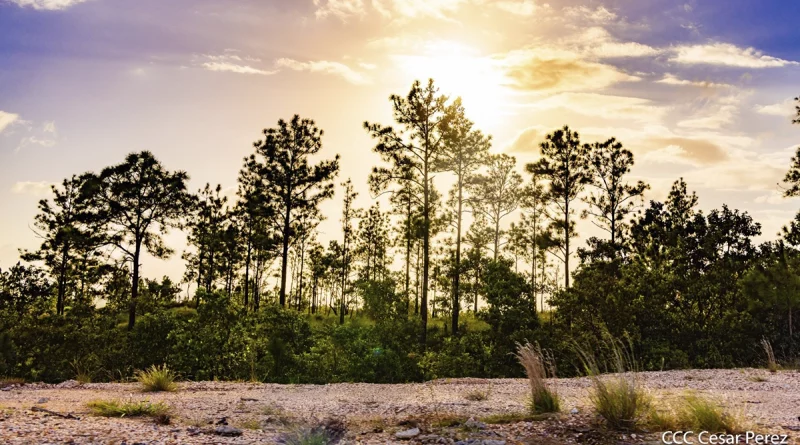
(36, 398, 49, 404)
(464, 417, 486, 430)
(482, 441, 506, 445)
(570, 408, 579, 414)
(395, 427, 421, 440)
(56, 380, 81, 389)
(214, 425, 243, 437)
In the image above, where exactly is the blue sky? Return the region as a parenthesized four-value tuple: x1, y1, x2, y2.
(1, 0, 798, 280)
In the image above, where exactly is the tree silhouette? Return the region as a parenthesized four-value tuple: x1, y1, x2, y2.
(84, 151, 191, 329)
(249, 115, 340, 307)
(339, 179, 359, 324)
(434, 100, 490, 334)
(582, 138, 649, 253)
(365, 79, 457, 345)
(526, 126, 591, 289)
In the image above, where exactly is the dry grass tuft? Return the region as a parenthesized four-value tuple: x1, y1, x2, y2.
(463, 389, 489, 402)
(515, 342, 560, 414)
(87, 399, 171, 418)
(761, 338, 779, 373)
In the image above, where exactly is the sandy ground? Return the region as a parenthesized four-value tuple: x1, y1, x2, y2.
(1, 368, 798, 444)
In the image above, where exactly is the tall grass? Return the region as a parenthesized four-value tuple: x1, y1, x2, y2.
(515, 342, 560, 414)
(760, 338, 778, 373)
(136, 364, 177, 392)
(576, 337, 650, 430)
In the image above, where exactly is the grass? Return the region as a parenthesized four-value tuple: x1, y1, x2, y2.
(747, 375, 768, 383)
(136, 364, 177, 392)
(237, 418, 262, 430)
(576, 338, 650, 430)
(515, 342, 560, 414)
(644, 393, 742, 434)
(0, 377, 24, 388)
(463, 389, 489, 401)
(480, 412, 553, 424)
(680, 394, 741, 433)
(279, 427, 332, 445)
(87, 399, 171, 419)
(761, 338, 779, 373)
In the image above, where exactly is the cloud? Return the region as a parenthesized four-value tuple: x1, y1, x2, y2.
(202, 62, 277, 75)
(275, 58, 369, 84)
(755, 98, 797, 118)
(313, 0, 366, 20)
(643, 137, 728, 166)
(560, 27, 660, 59)
(563, 5, 617, 24)
(670, 43, 798, 68)
(7, 0, 90, 10)
(677, 93, 747, 130)
(498, 48, 639, 93)
(493, 0, 545, 16)
(0, 111, 19, 134)
(507, 125, 548, 153)
(11, 181, 53, 196)
(516, 93, 667, 123)
(656, 73, 730, 88)
(16, 136, 56, 152)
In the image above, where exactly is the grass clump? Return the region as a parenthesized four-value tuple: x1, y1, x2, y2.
(279, 428, 330, 445)
(480, 412, 552, 424)
(463, 389, 489, 402)
(87, 399, 171, 418)
(761, 338, 779, 373)
(576, 337, 650, 430)
(515, 342, 560, 414)
(679, 394, 740, 433)
(136, 364, 177, 392)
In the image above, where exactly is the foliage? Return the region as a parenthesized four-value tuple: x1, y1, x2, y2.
(87, 399, 171, 418)
(515, 342, 559, 414)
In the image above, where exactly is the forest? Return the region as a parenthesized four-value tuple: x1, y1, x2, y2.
(1, 80, 799, 384)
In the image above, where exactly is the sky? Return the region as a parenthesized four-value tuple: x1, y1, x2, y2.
(1, 0, 799, 282)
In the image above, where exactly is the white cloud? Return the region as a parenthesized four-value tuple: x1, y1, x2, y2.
(202, 62, 277, 76)
(7, 0, 90, 10)
(315, 0, 468, 21)
(11, 181, 53, 196)
(754, 98, 797, 118)
(563, 5, 617, 23)
(670, 43, 798, 68)
(562, 27, 660, 58)
(516, 92, 666, 123)
(0, 111, 19, 134)
(42, 121, 57, 134)
(275, 58, 369, 85)
(754, 190, 785, 205)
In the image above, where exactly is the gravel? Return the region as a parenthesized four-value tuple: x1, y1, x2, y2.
(0, 368, 798, 444)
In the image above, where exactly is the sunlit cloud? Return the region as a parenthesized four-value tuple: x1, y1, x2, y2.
(313, 0, 366, 21)
(314, 0, 469, 21)
(6, 0, 90, 10)
(563, 5, 617, 24)
(0, 111, 20, 134)
(656, 73, 731, 88)
(755, 98, 797, 118)
(677, 93, 748, 130)
(498, 48, 640, 93)
(275, 58, 370, 85)
(670, 43, 798, 68)
(492, 0, 546, 17)
(516, 93, 667, 123)
(643, 137, 728, 166)
(11, 181, 53, 196)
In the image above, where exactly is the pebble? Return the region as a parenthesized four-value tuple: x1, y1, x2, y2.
(395, 427, 421, 439)
(213, 426, 242, 437)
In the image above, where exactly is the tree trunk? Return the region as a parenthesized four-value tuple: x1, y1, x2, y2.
(243, 224, 252, 311)
(128, 240, 142, 330)
(452, 184, 463, 335)
(565, 195, 570, 289)
(405, 199, 412, 312)
(57, 243, 69, 316)
(279, 204, 291, 307)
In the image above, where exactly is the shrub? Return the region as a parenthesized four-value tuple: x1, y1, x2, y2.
(136, 364, 177, 392)
(87, 399, 171, 418)
(576, 338, 649, 430)
(463, 389, 489, 402)
(515, 342, 560, 414)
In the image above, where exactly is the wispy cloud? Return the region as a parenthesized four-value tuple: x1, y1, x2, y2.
(275, 58, 369, 85)
(656, 73, 731, 88)
(670, 43, 798, 68)
(202, 62, 277, 76)
(7, 0, 91, 10)
(493, 0, 544, 17)
(755, 98, 797, 118)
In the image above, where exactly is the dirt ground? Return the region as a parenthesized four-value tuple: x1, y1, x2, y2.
(1, 368, 798, 444)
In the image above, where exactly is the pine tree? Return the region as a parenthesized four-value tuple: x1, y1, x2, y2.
(248, 115, 340, 307)
(84, 151, 191, 329)
(434, 100, 490, 334)
(526, 126, 591, 289)
(365, 79, 457, 345)
(469, 154, 523, 261)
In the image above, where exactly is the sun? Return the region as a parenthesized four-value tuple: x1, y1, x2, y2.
(393, 40, 512, 129)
